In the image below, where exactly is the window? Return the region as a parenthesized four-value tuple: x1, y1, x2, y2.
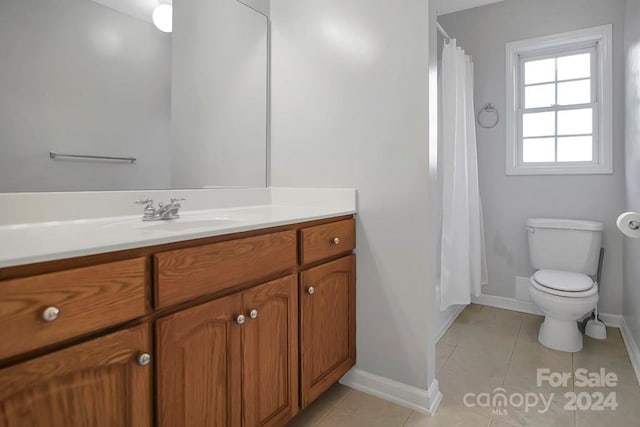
(505, 25, 613, 175)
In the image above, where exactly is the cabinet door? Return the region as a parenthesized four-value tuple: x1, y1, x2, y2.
(157, 294, 243, 427)
(242, 275, 298, 427)
(0, 324, 152, 427)
(300, 255, 356, 407)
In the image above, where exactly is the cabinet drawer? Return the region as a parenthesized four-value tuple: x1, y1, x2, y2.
(300, 219, 355, 265)
(155, 230, 297, 308)
(0, 257, 148, 361)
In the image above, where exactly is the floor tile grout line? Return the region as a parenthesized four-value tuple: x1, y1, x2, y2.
(492, 315, 524, 427)
(400, 410, 415, 426)
(312, 389, 352, 426)
(438, 343, 457, 372)
(502, 316, 524, 386)
(572, 352, 577, 427)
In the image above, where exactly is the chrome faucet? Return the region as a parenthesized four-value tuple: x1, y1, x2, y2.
(134, 198, 185, 221)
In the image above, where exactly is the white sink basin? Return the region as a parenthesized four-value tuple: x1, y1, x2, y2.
(135, 218, 241, 231)
(98, 213, 244, 233)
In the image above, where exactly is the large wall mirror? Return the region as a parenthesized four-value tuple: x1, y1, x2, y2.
(0, 0, 269, 192)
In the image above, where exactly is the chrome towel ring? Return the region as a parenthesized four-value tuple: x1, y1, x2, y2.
(477, 103, 499, 129)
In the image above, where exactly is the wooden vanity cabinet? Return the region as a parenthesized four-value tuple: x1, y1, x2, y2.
(156, 275, 298, 427)
(154, 230, 297, 308)
(300, 255, 356, 408)
(242, 275, 299, 427)
(0, 215, 355, 427)
(0, 324, 152, 427)
(300, 218, 355, 264)
(156, 292, 243, 427)
(0, 257, 148, 361)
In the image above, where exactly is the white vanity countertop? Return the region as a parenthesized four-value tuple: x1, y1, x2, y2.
(0, 204, 356, 268)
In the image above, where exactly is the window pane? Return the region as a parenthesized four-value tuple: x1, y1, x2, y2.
(523, 112, 555, 137)
(557, 53, 591, 81)
(557, 136, 593, 162)
(525, 84, 555, 108)
(523, 138, 555, 163)
(557, 79, 591, 105)
(525, 58, 555, 84)
(557, 108, 592, 135)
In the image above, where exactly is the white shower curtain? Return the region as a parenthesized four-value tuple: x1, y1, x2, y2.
(440, 40, 488, 310)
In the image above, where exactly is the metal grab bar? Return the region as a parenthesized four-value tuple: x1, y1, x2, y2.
(49, 152, 136, 164)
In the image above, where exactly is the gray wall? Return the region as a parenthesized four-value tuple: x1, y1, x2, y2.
(170, 0, 268, 188)
(271, 0, 434, 390)
(439, 0, 626, 315)
(623, 0, 640, 351)
(239, 0, 270, 16)
(0, 0, 172, 192)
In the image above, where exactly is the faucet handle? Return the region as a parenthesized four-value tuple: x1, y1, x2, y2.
(135, 198, 154, 206)
(135, 199, 155, 211)
(170, 197, 186, 204)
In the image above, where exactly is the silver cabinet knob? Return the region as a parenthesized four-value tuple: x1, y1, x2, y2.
(249, 309, 258, 319)
(307, 287, 315, 295)
(137, 353, 151, 366)
(332, 237, 341, 245)
(42, 306, 60, 322)
(236, 314, 246, 325)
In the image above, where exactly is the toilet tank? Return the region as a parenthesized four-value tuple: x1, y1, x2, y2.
(527, 218, 603, 276)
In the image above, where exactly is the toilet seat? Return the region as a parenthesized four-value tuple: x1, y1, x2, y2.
(530, 269, 597, 298)
(534, 270, 593, 291)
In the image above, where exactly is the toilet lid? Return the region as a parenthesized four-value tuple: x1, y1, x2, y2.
(533, 269, 594, 292)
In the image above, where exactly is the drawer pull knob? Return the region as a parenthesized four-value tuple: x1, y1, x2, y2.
(137, 353, 152, 366)
(42, 306, 60, 322)
(332, 237, 341, 245)
(249, 309, 259, 319)
(236, 314, 246, 325)
(307, 287, 315, 295)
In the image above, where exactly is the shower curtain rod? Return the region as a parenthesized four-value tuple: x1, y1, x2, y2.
(437, 22, 451, 41)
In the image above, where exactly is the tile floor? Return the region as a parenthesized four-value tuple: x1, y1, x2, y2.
(287, 304, 640, 426)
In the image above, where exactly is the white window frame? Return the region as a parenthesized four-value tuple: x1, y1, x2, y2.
(505, 25, 613, 175)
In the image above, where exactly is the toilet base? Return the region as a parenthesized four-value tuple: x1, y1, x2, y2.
(538, 317, 583, 352)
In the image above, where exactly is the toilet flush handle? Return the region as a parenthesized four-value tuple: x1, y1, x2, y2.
(527, 226, 535, 234)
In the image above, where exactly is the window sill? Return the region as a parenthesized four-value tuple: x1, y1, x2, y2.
(506, 164, 613, 176)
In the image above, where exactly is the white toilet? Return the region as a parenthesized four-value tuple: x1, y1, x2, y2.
(527, 218, 603, 352)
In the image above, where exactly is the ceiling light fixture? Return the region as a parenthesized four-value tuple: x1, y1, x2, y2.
(152, 4, 173, 33)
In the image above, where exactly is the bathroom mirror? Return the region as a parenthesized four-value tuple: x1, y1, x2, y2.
(0, 0, 269, 192)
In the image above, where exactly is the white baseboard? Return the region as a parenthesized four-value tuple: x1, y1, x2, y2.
(471, 293, 543, 316)
(437, 305, 465, 342)
(620, 318, 640, 386)
(471, 293, 621, 328)
(598, 313, 623, 327)
(427, 379, 443, 414)
(340, 368, 442, 414)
